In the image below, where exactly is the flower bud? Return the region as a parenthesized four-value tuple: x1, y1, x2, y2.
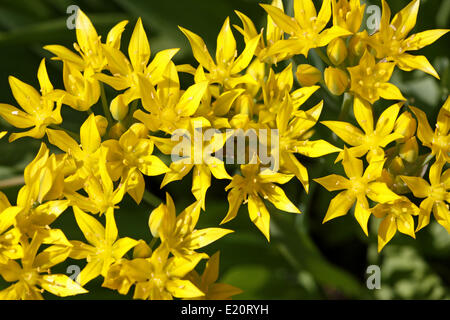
(295, 64, 322, 87)
(109, 122, 126, 139)
(324, 67, 349, 95)
(348, 35, 367, 59)
(327, 38, 348, 65)
(110, 94, 129, 121)
(129, 123, 149, 139)
(394, 111, 416, 141)
(133, 240, 152, 259)
(148, 204, 165, 238)
(399, 137, 419, 163)
(94, 115, 108, 137)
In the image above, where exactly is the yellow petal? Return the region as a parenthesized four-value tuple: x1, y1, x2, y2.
(377, 215, 397, 252)
(323, 190, 355, 223)
(80, 114, 101, 154)
(261, 4, 299, 35)
(366, 182, 401, 203)
(378, 83, 406, 101)
(75, 10, 99, 57)
(128, 18, 150, 72)
(73, 206, 105, 247)
(0, 103, 34, 129)
(391, 0, 420, 38)
(191, 165, 211, 209)
(166, 279, 204, 298)
(375, 102, 402, 137)
(43, 44, 85, 68)
(353, 97, 374, 134)
(409, 106, 434, 146)
(294, 139, 342, 157)
(179, 27, 215, 71)
(321, 121, 365, 146)
(112, 237, 138, 259)
(354, 196, 371, 236)
(396, 54, 440, 79)
(399, 176, 430, 198)
(248, 194, 271, 241)
(105, 207, 118, 246)
(176, 81, 208, 116)
(433, 201, 450, 234)
(230, 35, 260, 74)
(221, 187, 244, 224)
(186, 228, 234, 249)
(396, 213, 416, 238)
(106, 20, 128, 49)
(262, 184, 301, 213)
(8, 76, 41, 114)
(314, 174, 350, 191)
(342, 148, 363, 178)
(406, 29, 450, 51)
(77, 258, 103, 286)
(216, 17, 237, 65)
(39, 274, 87, 297)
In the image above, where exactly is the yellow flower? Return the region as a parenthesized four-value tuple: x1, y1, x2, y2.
(0, 131, 6, 139)
(0, 59, 62, 142)
(0, 233, 86, 300)
(103, 124, 169, 204)
(47, 62, 100, 112)
(179, 17, 260, 88)
(46, 114, 102, 191)
(409, 97, 450, 162)
(223, 162, 300, 241)
(0, 192, 22, 264)
(332, 0, 365, 34)
(277, 94, 341, 191)
(400, 161, 450, 233)
(103, 246, 205, 300)
(367, 0, 449, 78)
(97, 18, 179, 105)
(149, 194, 233, 260)
(69, 206, 138, 285)
(261, 0, 351, 57)
(322, 97, 404, 162)
(314, 148, 401, 235)
(152, 126, 231, 209)
(347, 50, 405, 103)
(135, 63, 209, 134)
(235, 0, 288, 64)
(44, 10, 128, 72)
(185, 251, 242, 300)
(372, 197, 419, 252)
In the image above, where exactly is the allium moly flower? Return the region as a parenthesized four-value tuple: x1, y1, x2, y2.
(347, 50, 405, 104)
(179, 17, 260, 88)
(372, 197, 419, 252)
(322, 97, 404, 162)
(0, 59, 62, 142)
(261, 0, 351, 57)
(410, 97, 450, 162)
(314, 148, 401, 235)
(223, 162, 300, 241)
(0, 233, 86, 300)
(103, 246, 205, 300)
(184, 251, 243, 300)
(400, 161, 450, 233)
(0, 192, 22, 264)
(332, 0, 365, 34)
(367, 0, 449, 78)
(69, 206, 138, 285)
(148, 194, 233, 260)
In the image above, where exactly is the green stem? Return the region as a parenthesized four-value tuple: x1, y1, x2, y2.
(149, 237, 158, 249)
(100, 82, 113, 126)
(48, 124, 80, 141)
(142, 189, 163, 208)
(338, 92, 353, 121)
(314, 48, 332, 66)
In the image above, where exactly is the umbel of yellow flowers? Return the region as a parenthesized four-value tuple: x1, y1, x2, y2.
(0, 0, 449, 299)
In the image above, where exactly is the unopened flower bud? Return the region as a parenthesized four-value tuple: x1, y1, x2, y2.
(327, 38, 348, 65)
(133, 240, 152, 259)
(129, 123, 149, 139)
(296, 64, 322, 87)
(95, 115, 108, 137)
(395, 111, 416, 141)
(324, 67, 349, 95)
(349, 35, 367, 58)
(399, 137, 419, 163)
(109, 122, 126, 139)
(110, 95, 129, 121)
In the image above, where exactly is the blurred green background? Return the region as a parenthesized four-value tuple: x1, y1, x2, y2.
(0, 0, 449, 299)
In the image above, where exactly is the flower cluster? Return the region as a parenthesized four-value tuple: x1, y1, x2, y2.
(0, 0, 448, 299)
